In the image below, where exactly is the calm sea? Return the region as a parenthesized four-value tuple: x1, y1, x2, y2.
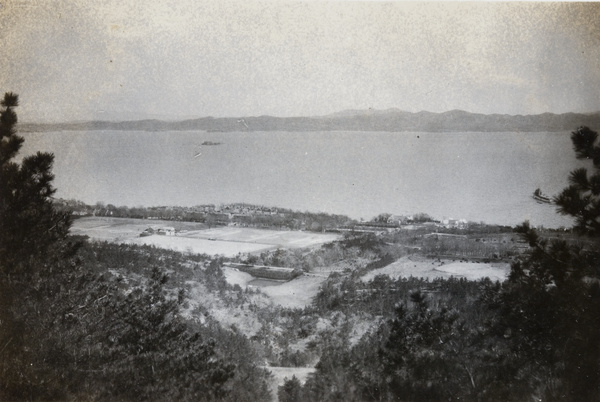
(20, 130, 584, 227)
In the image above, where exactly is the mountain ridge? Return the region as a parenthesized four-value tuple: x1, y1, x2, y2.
(19, 109, 600, 133)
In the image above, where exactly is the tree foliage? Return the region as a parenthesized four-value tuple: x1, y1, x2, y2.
(486, 127, 600, 400)
(278, 375, 304, 402)
(0, 93, 76, 275)
(555, 126, 600, 236)
(0, 94, 271, 401)
(82, 267, 235, 400)
(0, 92, 82, 398)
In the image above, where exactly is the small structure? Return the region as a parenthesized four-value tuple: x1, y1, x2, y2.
(140, 227, 155, 237)
(224, 263, 302, 281)
(157, 227, 176, 236)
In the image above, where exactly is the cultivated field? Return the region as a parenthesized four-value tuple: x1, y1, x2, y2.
(185, 227, 340, 248)
(70, 217, 207, 241)
(126, 235, 274, 256)
(361, 255, 510, 282)
(71, 217, 340, 257)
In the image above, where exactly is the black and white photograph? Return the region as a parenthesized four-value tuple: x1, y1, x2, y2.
(1, 1, 600, 400)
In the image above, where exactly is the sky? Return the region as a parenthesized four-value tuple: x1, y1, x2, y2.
(1, 1, 600, 122)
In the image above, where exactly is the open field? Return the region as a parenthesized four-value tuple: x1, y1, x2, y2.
(125, 236, 274, 257)
(185, 227, 340, 248)
(70, 217, 207, 241)
(71, 217, 340, 257)
(361, 255, 510, 282)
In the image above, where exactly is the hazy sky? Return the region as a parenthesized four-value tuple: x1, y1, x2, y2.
(1, 1, 600, 122)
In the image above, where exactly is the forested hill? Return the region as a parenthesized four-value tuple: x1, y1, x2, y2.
(21, 109, 600, 133)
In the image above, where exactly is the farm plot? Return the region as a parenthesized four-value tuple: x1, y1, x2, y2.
(71, 217, 340, 257)
(184, 227, 339, 248)
(124, 236, 275, 257)
(361, 255, 509, 282)
(70, 217, 205, 241)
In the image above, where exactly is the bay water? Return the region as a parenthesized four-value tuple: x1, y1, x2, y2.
(20, 130, 583, 228)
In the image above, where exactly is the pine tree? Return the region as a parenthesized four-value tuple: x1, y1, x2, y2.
(0, 94, 253, 400)
(0, 92, 81, 399)
(555, 126, 600, 236)
(0, 92, 76, 275)
(488, 126, 600, 400)
(278, 375, 304, 402)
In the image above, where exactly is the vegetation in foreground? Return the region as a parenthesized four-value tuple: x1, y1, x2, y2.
(0, 94, 271, 401)
(1, 93, 599, 401)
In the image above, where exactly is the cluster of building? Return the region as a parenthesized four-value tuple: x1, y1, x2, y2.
(140, 226, 176, 237)
(351, 215, 469, 233)
(54, 199, 285, 222)
(136, 204, 283, 221)
(439, 218, 469, 229)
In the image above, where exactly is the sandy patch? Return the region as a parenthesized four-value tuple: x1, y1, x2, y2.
(222, 267, 255, 287)
(433, 261, 509, 281)
(361, 255, 509, 282)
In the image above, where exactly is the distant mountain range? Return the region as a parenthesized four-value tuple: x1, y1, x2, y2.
(20, 109, 600, 133)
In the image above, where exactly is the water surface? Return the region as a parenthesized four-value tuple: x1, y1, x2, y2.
(20, 130, 583, 227)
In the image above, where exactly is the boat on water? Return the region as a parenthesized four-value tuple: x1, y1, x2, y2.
(533, 188, 552, 204)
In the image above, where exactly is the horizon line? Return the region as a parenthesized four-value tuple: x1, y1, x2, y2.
(19, 108, 600, 125)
